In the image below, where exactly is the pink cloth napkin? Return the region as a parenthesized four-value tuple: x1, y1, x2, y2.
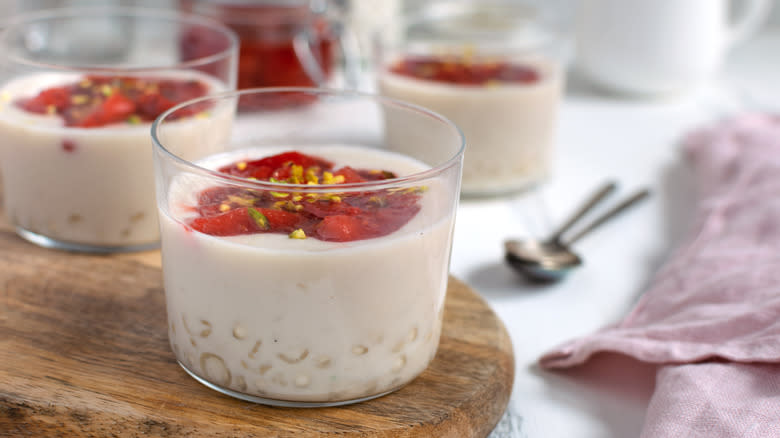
(540, 114, 780, 437)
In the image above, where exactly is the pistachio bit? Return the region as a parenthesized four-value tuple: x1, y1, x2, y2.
(236, 161, 247, 171)
(270, 191, 289, 198)
(100, 84, 113, 96)
(71, 94, 89, 105)
(305, 169, 319, 184)
(369, 196, 386, 207)
(289, 165, 304, 184)
(485, 79, 502, 88)
(195, 111, 210, 119)
(219, 203, 230, 212)
(289, 229, 307, 239)
(278, 349, 309, 364)
(126, 114, 141, 125)
(248, 208, 270, 230)
(46, 105, 57, 115)
(227, 195, 254, 206)
(292, 195, 303, 202)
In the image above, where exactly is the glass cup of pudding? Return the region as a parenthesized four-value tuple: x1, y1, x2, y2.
(0, 7, 238, 252)
(376, 1, 566, 197)
(151, 88, 464, 407)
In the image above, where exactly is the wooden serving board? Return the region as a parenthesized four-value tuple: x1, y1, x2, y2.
(0, 216, 514, 437)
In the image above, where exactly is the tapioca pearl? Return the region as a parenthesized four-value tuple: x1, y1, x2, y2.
(315, 355, 331, 369)
(259, 364, 272, 375)
(391, 340, 404, 353)
(278, 348, 308, 364)
(199, 320, 212, 338)
(392, 355, 407, 373)
(248, 340, 262, 359)
(294, 374, 311, 388)
(190, 338, 197, 348)
(130, 212, 145, 223)
(181, 314, 193, 335)
(200, 353, 231, 387)
(67, 214, 82, 224)
(271, 372, 288, 387)
(232, 324, 247, 340)
(235, 375, 247, 392)
(352, 345, 368, 356)
(240, 360, 249, 370)
(407, 327, 418, 343)
(184, 353, 195, 368)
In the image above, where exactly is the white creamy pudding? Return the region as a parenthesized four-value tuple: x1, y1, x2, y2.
(379, 56, 563, 196)
(0, 72, 230, 250)
(159, 145, 455, 403)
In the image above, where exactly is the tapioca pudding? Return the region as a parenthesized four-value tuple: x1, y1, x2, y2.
(159, 146, 456, 404)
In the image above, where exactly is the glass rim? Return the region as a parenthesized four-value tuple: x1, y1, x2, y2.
(151, 87, 466, 193)
(0, 6, 240, 74)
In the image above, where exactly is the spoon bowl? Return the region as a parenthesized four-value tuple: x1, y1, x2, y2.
(504, 239, 582, 282)
(504, 185, 650, 282)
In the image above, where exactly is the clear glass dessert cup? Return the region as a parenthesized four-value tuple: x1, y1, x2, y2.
(375, 1, 566, 198)
(152, 88, 464, 407)
(0, 7, 238, 253)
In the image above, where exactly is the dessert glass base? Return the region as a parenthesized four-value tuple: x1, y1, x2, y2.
(179, 361, 400, 408)
(15, 226, 160, 254)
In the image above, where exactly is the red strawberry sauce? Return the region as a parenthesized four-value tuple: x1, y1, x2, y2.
(188, 151, 423, 243)
(15, 76, 211, 128)
(389, 55, 540, 86)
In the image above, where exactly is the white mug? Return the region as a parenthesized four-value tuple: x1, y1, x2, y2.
(575, 0, 771, 96)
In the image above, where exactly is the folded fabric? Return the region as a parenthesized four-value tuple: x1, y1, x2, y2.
(539, 114, 780, 437)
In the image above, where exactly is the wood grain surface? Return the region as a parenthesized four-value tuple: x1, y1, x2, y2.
(0, 215, 514, 437)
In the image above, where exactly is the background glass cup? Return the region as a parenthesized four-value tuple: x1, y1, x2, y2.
(179, 0, 362, 108)
(0, 7, 238, 252)
(375, 0, 566, 198)
(152, 88, 464, 407)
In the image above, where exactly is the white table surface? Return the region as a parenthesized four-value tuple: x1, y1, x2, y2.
(457, 30, 780, 438)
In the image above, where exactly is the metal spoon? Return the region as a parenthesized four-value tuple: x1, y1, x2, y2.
(505, 184, 651, 282)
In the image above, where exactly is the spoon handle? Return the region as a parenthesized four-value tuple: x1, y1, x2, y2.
(564, 188, 651, 245)
(548, 181, 617, 243)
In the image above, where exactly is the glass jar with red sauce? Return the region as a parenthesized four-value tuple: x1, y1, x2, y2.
(179, 0, 357, 108)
